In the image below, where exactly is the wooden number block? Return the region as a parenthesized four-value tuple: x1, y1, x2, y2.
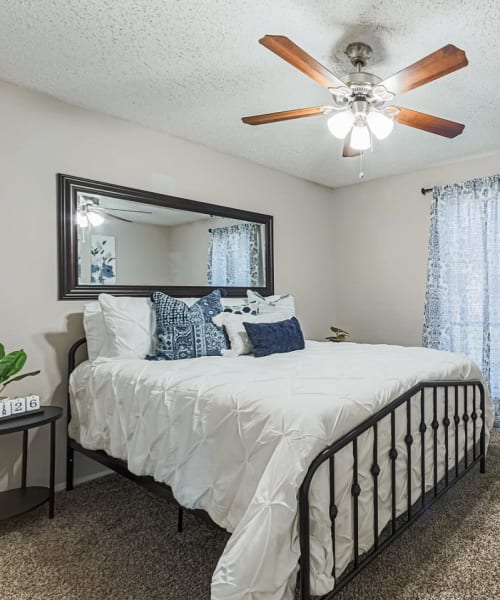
(10, 397, 26, 414)
(0, 400, 12, 418)
(26, 395, 41, 411)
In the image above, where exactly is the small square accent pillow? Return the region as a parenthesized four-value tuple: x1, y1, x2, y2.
(247, 290, 296, 320)
(212, 311, 284, 357)
(148, 290, 228, 360)
(243, 317, 305, 358)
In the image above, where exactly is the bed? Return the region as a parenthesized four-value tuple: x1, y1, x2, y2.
(67, 338, 494, 600)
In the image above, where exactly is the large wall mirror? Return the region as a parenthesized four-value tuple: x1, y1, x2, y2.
(58, 174, 274, 299)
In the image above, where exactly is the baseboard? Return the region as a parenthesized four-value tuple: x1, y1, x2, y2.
(55, 468, 111, 493)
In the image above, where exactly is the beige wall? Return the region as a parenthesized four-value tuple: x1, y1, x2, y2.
(332, 151, 500, 346)
(167, 217, 211, 285)
(0, 80, 335, 491)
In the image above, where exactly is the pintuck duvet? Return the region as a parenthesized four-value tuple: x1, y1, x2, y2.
(69, 341, 494, 600)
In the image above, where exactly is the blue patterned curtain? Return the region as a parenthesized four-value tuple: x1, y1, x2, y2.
(423, 175, 500, 426)
(207, 223, 263, 287)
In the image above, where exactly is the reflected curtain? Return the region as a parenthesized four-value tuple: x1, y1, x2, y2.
(207, 223, 262, 287)
(423, 175, 500, 426)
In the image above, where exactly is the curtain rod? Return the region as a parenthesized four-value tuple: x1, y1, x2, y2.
(421, 187, 433, 195)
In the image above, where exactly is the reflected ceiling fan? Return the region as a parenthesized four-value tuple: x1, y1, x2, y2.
(242, 36, 468, 158)
(78, 194, 153, 227)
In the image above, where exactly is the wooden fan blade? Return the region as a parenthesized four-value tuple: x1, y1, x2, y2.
(242, 106, 325, 125)
(259, 35, 345, 90)
(92, 209, 133, 224)
(380, 45, 468, 96)
(103, 208, 153, 214)
(393, 107, 465, 138)
(342, 131, 360, 157)
(107, 213, 134, 223)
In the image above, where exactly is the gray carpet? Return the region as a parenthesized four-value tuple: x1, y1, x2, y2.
(1, 432, 499, 600)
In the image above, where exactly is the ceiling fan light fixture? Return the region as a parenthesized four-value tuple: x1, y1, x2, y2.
(77, 211, 89, 228)
(350, 124, 371, 151)
(87, 210, 105, 226)
(243, 35, 469, 157)
(327, 110, 354, 139)
(372, 85, 395, 102)
(367, 110, 394, 140)
(329, 85, 351, 98)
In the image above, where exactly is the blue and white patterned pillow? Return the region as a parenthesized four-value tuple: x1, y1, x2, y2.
(147, 290, 228, 360)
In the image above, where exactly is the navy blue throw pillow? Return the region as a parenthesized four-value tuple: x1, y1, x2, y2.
(148, 290, 228, 360)
(243, 317, 305, 358)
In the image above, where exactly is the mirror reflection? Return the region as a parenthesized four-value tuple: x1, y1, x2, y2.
(76, 192, 266, 287)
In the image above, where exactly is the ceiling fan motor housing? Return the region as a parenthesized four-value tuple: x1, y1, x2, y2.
(333, 71, 387, 108)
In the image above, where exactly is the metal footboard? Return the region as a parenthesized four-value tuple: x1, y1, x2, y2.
(298, 380, 486, 599)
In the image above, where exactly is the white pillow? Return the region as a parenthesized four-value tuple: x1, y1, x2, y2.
(247, 290, 296, 320)
(98, 294, 155, 359)
(212, 312, 284, 357)
(221, 298, 248, 309)
(83, 302, 107, 362)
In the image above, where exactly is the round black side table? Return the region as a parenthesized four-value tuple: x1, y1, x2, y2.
(0, 406, 63, 521)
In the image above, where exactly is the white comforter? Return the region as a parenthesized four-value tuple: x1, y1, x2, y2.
(69, 341, 494, 599)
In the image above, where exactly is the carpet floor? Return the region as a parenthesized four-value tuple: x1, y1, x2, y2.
(1, 431, 499, 600)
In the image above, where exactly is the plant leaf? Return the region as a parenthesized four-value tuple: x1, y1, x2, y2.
(0, 350, 27, 383)
(329, 326, 349, 336)
(2, 370, 40, 388)
(0, 343, 4, 360)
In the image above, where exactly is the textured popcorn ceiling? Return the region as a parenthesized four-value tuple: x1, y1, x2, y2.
(0, 0, 499, 188)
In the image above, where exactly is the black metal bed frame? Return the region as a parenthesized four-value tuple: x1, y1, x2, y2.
(67, 338, 486, 599)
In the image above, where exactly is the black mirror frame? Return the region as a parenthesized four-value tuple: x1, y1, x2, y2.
(57, 174, 274, 300)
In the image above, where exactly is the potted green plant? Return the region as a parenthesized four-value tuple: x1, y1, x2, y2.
(0, 343, 40, 400)
(326, 326, 350, 343)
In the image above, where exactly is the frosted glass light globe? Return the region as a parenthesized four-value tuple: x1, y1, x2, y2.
(77, 211, 89, 228)
(87, 211, 105, 226)
(367, 111, 394, 140)
(327, 110, 354, 139)
(350, 125, 371, 150)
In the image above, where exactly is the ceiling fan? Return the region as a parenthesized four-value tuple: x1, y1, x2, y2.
(77, 194, 152, 228)
(242, 36, 468, 157)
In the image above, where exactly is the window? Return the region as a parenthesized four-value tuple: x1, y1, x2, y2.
(423, 175, 500, 426)
(207, 223, 264, 287)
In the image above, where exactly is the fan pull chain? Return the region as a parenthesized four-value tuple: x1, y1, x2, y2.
(359, 152, 364, 179)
